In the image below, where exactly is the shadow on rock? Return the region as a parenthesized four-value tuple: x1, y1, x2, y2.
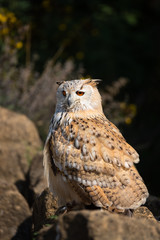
(11, 217, 32, 240)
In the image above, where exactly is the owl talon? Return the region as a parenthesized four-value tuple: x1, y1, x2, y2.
(124, 209, 133, 217)
(55, 202, 84, 216)
(55, 206, 68, 216)
(107, 207, 133, 217)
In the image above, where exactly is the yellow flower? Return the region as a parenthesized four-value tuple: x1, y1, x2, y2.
(65, 6, 72, 13)
(58, 23, 67, 31)
(120, 102, 127, 109)
(7, 12, 17, 23)
(76, 52, 84, 60)
(10, 16, 16, 23)
(128, 104, 137, 115)
(42, 0, 50, 9)
(91, 29, 99, 36)
(16, 41, 23, 49)
(125, 117, 132, 125)
(82, 75, 91, 79)
(81, 76, 91, 80)
(1, 27, 9, 35)
(0, 13, 7, 23)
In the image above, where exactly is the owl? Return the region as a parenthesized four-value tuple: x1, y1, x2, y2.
(43, 79, 149, 214)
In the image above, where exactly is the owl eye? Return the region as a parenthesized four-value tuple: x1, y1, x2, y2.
(62, 90, 66, 96)
(76, 91, 85, 96)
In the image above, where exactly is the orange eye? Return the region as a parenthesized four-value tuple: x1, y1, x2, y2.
(76, 91, 85, 96)
(62, 90, 66, 96)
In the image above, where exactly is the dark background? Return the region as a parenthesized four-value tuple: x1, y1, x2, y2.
(0, 0, 160, 196)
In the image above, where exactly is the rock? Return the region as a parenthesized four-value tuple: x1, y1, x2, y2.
(33, 189, 160, 240)
(33, 225, 57, 240)
(35, 209, 160, 240)
(56, 210, 160, 240)
(0, 107, 42, 187)
(133, 206, 157, 222)
(29, 152, 47, 196)
(33, 188, 58, 232)
(0, 179, 32, 240)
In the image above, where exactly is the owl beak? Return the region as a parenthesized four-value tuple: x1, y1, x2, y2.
(67, 95, 73, 107)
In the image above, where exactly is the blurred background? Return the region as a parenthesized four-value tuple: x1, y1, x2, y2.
(0, 0, 160, 197)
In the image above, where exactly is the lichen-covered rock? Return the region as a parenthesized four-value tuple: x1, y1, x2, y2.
(0, 107, 42, 185)
(34, 209, 160, 240)
(133, 206, 157, 221)
(33, 188, 58, 232)
(56, 210, 160, 240)
(0, 180, 32, 240)
(33, 189, 160, 240)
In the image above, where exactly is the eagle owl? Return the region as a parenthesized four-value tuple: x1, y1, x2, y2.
(43, 79, 148, 213)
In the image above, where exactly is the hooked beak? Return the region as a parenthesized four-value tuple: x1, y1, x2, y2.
(67, 95, 73, 107)
(66, 95, 79, 109)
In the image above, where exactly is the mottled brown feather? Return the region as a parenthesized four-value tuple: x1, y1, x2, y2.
(45, 114, 148, 210)
(43, 79, 148, 210)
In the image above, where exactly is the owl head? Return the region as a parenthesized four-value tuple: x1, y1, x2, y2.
(55, 79, 103, 113)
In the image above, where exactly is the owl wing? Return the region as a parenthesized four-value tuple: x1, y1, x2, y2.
(50, 116, 149, 210)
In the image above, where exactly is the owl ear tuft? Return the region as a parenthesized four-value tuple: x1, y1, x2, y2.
(86, 79, 102, 87)
(92, 79, 102, 85)
(56, 81, 65, 86)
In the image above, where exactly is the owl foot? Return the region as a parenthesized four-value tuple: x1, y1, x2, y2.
(55, 201, 84, 216)
(107, 207, 133, 217)
(124, 209, 133, 217)
(55, 205, 68, 216)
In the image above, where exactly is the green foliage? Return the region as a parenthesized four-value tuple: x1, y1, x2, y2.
(123, 12, 138, 25)
(44, 224, 51, 227)
(0, 0, 156, 140)
(49, 215, 58, 220)
(0, 0, 31, 22)
(0, 0, 158, 85)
